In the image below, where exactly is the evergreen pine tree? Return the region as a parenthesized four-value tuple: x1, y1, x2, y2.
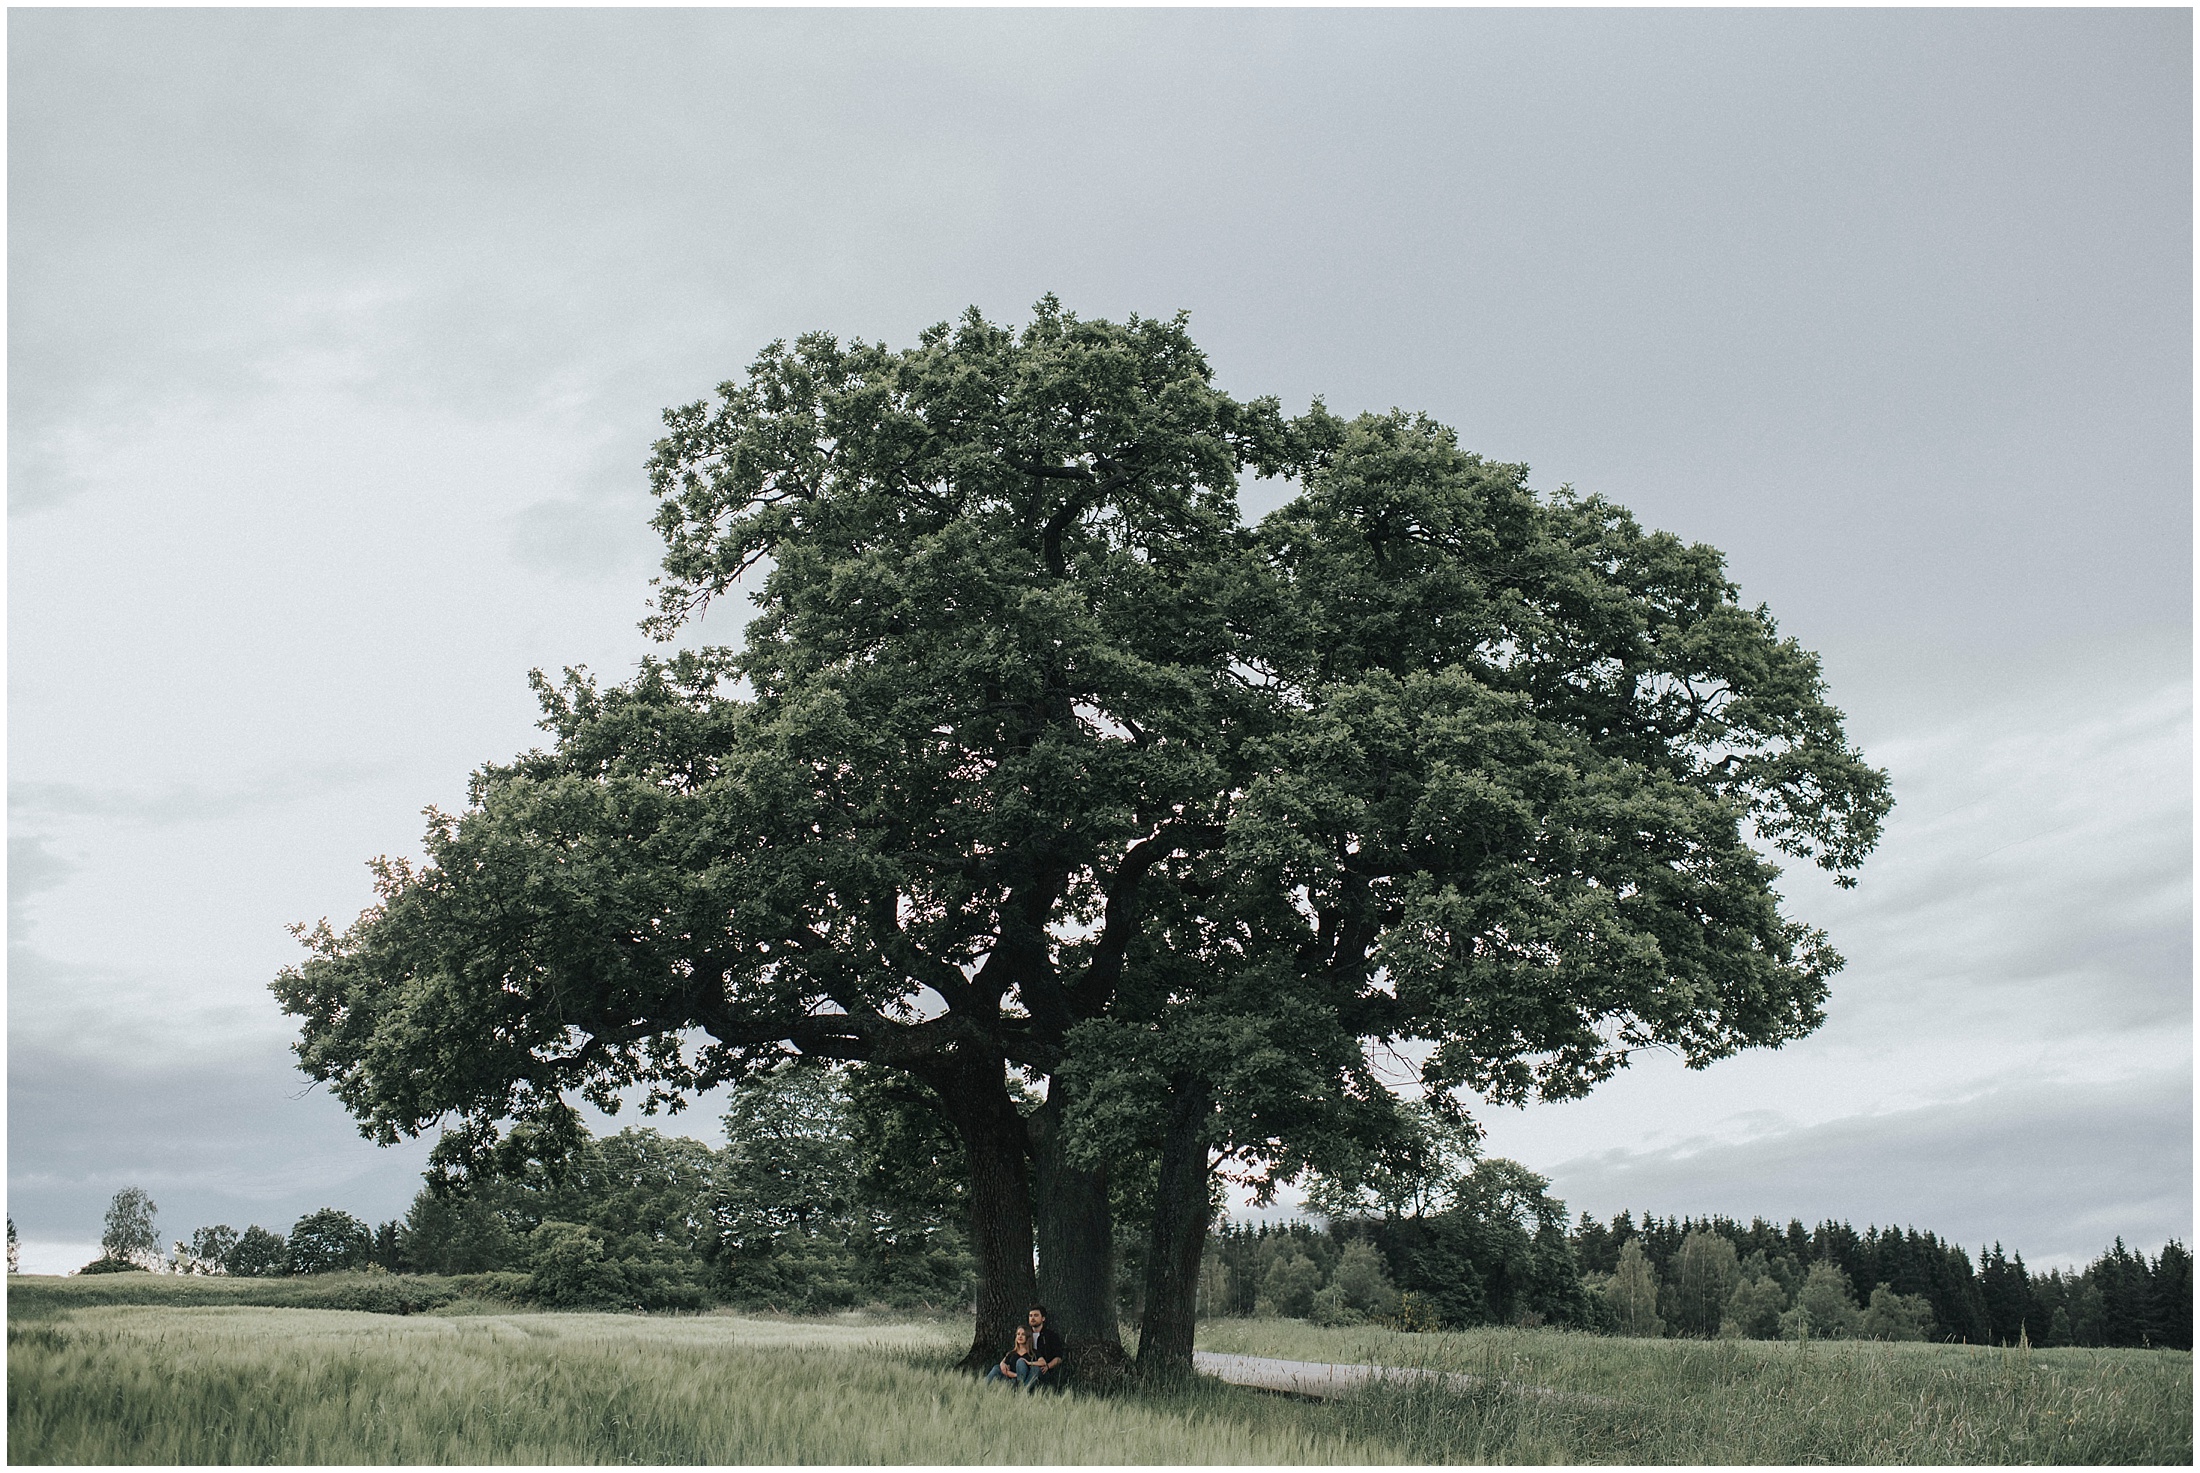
(1978, 1243, 2033, 1346)
(2150, 1241, 2192, 1351)
(1571, 1213, 1617, 1275)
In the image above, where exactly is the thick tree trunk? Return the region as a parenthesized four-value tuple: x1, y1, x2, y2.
(1136, 1075, 1214, 1378)
(940, 1053, 1038, 1371)
(1031, 1084, 1127, 1379)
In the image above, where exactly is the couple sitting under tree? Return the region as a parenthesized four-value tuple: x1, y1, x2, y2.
(982, 1305, 1064, 1392)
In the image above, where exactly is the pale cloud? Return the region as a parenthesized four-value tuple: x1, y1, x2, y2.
(11, 768, 392, 830)
(7, 1032, 437, 1252)
(7, 944, 282, 1065)
(1799, 675, 2192, 1050)
(507, 490, 662, 582)
(7, 834, 75, 912)
(1539, 1066, 2191, 1269)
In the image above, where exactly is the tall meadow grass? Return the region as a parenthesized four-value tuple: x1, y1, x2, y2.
(8, 1303, 1393, 1464)
(1197, 1317, 2193, 1464)
(9, 1280, 2187, 1464)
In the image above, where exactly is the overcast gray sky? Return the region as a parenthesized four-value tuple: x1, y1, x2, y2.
(10, 8, 2189, 1273)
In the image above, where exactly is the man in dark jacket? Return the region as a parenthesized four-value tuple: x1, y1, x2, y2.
(1018, 1304, 1064, 1390)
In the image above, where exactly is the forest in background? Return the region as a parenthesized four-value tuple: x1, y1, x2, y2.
(40, 1063, 2190, 1353)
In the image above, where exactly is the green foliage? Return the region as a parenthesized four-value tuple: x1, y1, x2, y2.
(703, 1065, 975, 1312)
(284, 1209, 372, 1275)
(100, 1187, 159, 1265)
(175, 1225, 239, 1276)
(1307, 1284, 1358, 1327)
(1573, 1211, 1986, 1342)
(356, 1087, 971, 1313)
(712, 1063, 856, 1249)
(1330, 1239, 1400, 1321)
(400, 1190, 512, 1275)
(1720, 1258, 1790, 1340)
(537, 1128, 721, 1254)
(1861, 1284, 1934, 1342)
(1235, 409, 1892, 1116)
(1389, 1291, 1444, 1334)
(74, 1256, 149, 1275)
(840, 1067, 974, 1306)
(1304, 1102, 1481, 1222)
(524, 1221, 629, 1308)
(222, 1226, 290, 1279)
(1782, 1261, 1864, 1340)
(1606, 1241, 1664, 1338)
(275, 300, 1295, 1186)
(1665, 1230, 1741, 1337)
(1350, 1158, 1595, 1331)
(2025, 1238, 2193, 1350)
(1204, 1161, 1592, 1336)
(1256, 1251, 1324, 1319)
(274, 299, 1892, 1376)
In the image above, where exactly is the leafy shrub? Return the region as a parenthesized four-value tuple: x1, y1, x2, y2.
(1861, 1283, 1934, 1341)
(1387, 1291, 1444, 1333)
(1308, 1284, 1359, 1326)
(1721, 1270, 1789, 1339)
(290, 1274, 464, 1314)
(75, 1256, 149, 1275)
(719, 1238, 863, 1312)
(1331, 1239, 1399, 1319)
(618, 1256, 710, 1312)
(1256, 1250, 1322, 1318)
(526, 1221, 631, 1308)
(443, 1270, 535, 1303)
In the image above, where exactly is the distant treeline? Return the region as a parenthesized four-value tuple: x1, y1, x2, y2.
(1206, 1204, 2189, 1351)
(1571, 1211, 2190, 1351)
(142, 1067, 975, 1314)
(68, 1064, 2189, 1351)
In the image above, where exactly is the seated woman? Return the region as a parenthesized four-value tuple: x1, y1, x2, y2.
(981, 1326, 1032, 1387)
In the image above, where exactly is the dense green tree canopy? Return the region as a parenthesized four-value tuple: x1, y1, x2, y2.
(1233, 406, 1884, 1105)
(279, 300, 1286, 1153)
(224, 1225, 290, 1278)
(285, 1209, 372, 1275)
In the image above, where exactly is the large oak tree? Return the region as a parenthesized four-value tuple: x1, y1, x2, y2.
(276, 300, 1889, 1374)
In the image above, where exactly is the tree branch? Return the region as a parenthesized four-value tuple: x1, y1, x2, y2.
(1023, 447, 1142, 579)
(1006, 457, 1096, 483)
(1066, 822, 1228, 1019)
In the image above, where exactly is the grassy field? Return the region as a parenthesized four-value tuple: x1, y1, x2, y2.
(1197, 1318, 2192, 1464)
(9, 1275, 2190, 1464)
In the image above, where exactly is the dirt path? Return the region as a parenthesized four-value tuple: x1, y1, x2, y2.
(1191, 1350, 1615, 1407)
